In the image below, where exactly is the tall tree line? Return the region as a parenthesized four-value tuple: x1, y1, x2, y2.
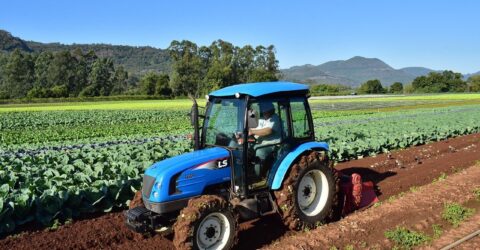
(167, 39, 279, 97)
(0, 40, 279, 99)
(0, 49, 129, 99)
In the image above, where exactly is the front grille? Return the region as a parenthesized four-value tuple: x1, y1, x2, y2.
(142, 175, 156, 198)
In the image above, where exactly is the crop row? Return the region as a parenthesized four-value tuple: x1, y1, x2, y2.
(316, 106, 480, 161)
(0, 110, 189, 130)
(0, 138, 191, 233)
(0, 110, 190, 145)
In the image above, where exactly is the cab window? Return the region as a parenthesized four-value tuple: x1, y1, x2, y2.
(290, 98, 312, 139)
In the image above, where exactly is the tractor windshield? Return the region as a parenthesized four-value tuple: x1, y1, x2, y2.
(203, 97, 245, 148)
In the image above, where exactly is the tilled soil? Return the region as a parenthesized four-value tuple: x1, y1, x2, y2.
(265, 164, 480, 249)
(1, 133, 480, 250)
(423, 211, 480, 250)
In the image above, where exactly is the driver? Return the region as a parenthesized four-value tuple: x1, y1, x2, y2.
(248, 102, 281, 175)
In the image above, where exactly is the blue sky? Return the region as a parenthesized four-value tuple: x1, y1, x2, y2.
(1, 0, 479, 73)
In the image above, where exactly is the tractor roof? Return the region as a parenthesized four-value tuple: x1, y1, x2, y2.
(208, 81, 309, 98)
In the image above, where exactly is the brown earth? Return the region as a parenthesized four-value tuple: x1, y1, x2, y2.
(1, 133, 480, 250)
(265, 164, 480, 250)
(424, 210, 480, 250)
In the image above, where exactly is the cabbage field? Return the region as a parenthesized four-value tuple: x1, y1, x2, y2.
(1, 94, 480, 234)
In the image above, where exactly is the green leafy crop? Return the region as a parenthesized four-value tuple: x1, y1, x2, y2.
(385, 227, 430, 249)
(442, 203, 474, 227)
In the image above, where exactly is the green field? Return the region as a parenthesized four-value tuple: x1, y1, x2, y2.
(0, 99, 195, 112)
(2, 93, 480, 112)
(1, 93, 480, 233)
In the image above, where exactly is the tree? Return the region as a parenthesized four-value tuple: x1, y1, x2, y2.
(443, 71, 467, 92)
(82, 58, 114, 96)
(389, 82, 403, 93)
(34, 51, 54, 90)
(71, 49, 89, 96)
(358, 79, 385, 94)
(412, 70, 466, 93)
(140, 72, 158, 95)
(236, 45, 255, 83)
(169, 40, 204, 97)
(0, 53, 9, 98)
(468, 75, 480, 92)
(155, 73, 171, 97)
(249, 45, 279, 82)
(140, 72, 172, 96)
(310, 83, 351, 95)
(204, 40, 236, 91)
(403, 83, 415, 94)
(47, 51, 77, 97)
(111, 66, 129, 95)
(5, 49, 34, 98)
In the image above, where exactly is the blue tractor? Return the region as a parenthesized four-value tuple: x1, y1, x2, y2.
(125, 82, 348, 249)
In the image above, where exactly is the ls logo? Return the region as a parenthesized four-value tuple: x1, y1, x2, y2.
(217, 159, 228, 169)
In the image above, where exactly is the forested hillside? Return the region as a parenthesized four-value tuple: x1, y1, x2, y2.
(0, 30, 170, 74)
(0, 30, 279, 99)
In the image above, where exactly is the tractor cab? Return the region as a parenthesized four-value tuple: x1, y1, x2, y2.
(199, 83, 315, 198)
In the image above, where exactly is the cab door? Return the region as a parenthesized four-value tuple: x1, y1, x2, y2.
(245, 99, 290, 192)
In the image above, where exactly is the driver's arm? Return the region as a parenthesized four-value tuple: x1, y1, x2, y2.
(249, 127, 272, 136)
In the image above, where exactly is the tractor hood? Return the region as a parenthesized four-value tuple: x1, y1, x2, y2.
(143, 147, 231, 203)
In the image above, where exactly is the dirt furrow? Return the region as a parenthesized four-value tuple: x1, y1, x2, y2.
(265, 164, 480, 250)
(423, 212, 480, 250)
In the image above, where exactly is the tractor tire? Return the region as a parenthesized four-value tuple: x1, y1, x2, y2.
(274, 151, 338, 230)
(329, 168, 344, 221)
(173, 195, 238, 250)
(128, 190, 144, 209)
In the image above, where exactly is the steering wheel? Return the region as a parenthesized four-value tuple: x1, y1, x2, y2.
(233, 131, 257, 145)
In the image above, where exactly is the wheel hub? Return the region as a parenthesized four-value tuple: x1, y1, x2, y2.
(196, 212, 231, 250)
(205, 225, 217, 239)
(296, 169, 330, 216)
(303, 185, 312, 197)
(298, 174, 317, 208)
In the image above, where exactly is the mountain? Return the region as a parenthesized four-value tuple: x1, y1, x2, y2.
(399, 67, 435, 77)
(281, 56, 435, 87)
(0, 29, 170, 75)
(280, 64, 357, 85)
(0, 30, 32, 52)
(464, 71, 480, 79)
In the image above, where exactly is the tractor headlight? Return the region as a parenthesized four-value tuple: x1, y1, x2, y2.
(153, 191, 159, 198)
(155, 182, 161, 190)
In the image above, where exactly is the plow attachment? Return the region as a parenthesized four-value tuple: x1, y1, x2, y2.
(339, 172, 379, 216)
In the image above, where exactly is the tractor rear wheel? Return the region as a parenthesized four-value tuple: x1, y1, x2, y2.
(274, 151, 338, 230)
(173, 195, 237, 250)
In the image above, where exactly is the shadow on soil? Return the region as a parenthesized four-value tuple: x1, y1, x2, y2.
(235, 213, 288, 249)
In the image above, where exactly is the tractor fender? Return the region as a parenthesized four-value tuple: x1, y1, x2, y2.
(270, 141, 329, 190)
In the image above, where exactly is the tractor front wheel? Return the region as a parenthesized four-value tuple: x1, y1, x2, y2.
(173, 195, 237, 250)
(274, 151, 337, 230)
